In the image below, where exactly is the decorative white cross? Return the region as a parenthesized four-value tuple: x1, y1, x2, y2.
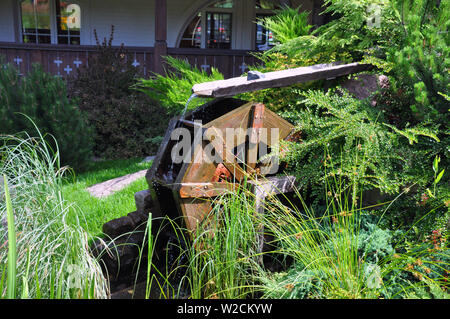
(132, 59, 140, 67)
(64, 65, 73, 74)
(73, 59, 82, 68)
(14, 57, 23, 66)
(239, 62, 248, 73)
(201, 64, 210, 72)
(54, 59, 63, 67)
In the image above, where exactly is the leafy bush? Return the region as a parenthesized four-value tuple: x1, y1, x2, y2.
(385, 0, 449, 124)
(69, 27, 170, 159)
(0, 61, 93, 170)
(257, 5, 312, 45)
(244, 0, 449, 238)
(280, 89, 440, 196)
(267, 0, 449, 123)
(136, 56, 224, 115)
(260, 190, 449, 299)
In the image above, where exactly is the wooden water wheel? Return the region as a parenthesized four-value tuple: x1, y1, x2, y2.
(146, 98, 294, 233)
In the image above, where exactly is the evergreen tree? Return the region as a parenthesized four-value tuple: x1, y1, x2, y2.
(386, 0, 449, 123)
(0, 62, 93, 170)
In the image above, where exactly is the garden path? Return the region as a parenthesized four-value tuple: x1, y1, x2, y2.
(86, 156, 155, 198)
(86, 169, 148, 198)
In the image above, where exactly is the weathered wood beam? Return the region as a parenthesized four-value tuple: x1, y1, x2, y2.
(179, 182, 239, 198)
(192, 62, 373, 97)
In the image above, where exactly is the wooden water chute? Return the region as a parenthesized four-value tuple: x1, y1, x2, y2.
(146, 97, 294, 233)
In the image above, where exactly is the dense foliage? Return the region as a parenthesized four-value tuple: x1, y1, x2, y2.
(257, 5, 312, 44)
(248, 0, 449, 238)
(0, 62, 93, 170)
(242, 1, 449, 298)
(136, 56, 224, 115)
(0, 133, 108, 298)
(69, 27, 170, 159)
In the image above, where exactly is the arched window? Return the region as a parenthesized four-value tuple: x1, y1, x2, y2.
(179, 0, 289, 50)
(179, 0, 234, 49)
(19, 0, 81, 45)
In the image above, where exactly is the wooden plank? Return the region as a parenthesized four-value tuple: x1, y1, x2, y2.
(247, 103, 265, 172)
(192, 62, 373, 97)
(179, 197, 212, 234)
(179, 182, 238, 198)
(203, 126, 246, 181)
(248, 175, 298, 199)
(263, 107, 295, 141)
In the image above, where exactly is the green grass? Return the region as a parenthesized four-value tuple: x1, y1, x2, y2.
(0, 131, 109, 299)
(65, 158, 150, 186)
(62, 158, 151, 238)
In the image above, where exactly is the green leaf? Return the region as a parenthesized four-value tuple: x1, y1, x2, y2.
(433, 156, 440, 173)
(435, 169, 445, 185)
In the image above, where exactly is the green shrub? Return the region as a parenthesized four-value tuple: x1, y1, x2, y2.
(136, 56, 224, 115)
(385, 0, 450, 124)
(267, 0, 449, 124)
(257, 5, 312, 45)
(69, 26, 170, 159)
(259, 188, 449, 299)
(280, 89, 439, 195)
(0, 61, 93, 170)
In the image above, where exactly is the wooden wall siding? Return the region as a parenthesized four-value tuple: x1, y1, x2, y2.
(167, 48, 261, 78)
(0, 43, 260, 79)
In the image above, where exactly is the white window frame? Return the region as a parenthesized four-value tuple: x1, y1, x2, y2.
(17, 0, 82, 45)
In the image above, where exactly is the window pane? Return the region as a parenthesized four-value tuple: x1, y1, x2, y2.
(38, 34, 51, 44)
(21, 1, 36, 31)
(21, 0, 51, 44)
(180, 13, 202, 48)
(36, 0, 51, 32)
(209, 0, 233, 9)
(56, 1, 81, 45)
(206, 12, 232, 49)
(23, 34, 37, 44)
(255, 14, 275, 51)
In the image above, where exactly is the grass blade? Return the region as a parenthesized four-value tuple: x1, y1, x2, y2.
(21, 248, 31, 299)
(0, 264, 6, 298)
(4, 175, 17, 299)
(146, 213, 153, 299)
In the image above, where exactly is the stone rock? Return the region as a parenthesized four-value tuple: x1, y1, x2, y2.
(127, 210, 149, 229)
(134, 189, 153, 213)
(341, 73, 389, 100)
(247, 70, 265, 81)
(102, 215, 135, 239)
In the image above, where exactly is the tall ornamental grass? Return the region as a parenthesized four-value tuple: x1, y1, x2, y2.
(257, 160, 449, 299)
(0, 129, 109, 298)
(181, 187, 261, 299)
